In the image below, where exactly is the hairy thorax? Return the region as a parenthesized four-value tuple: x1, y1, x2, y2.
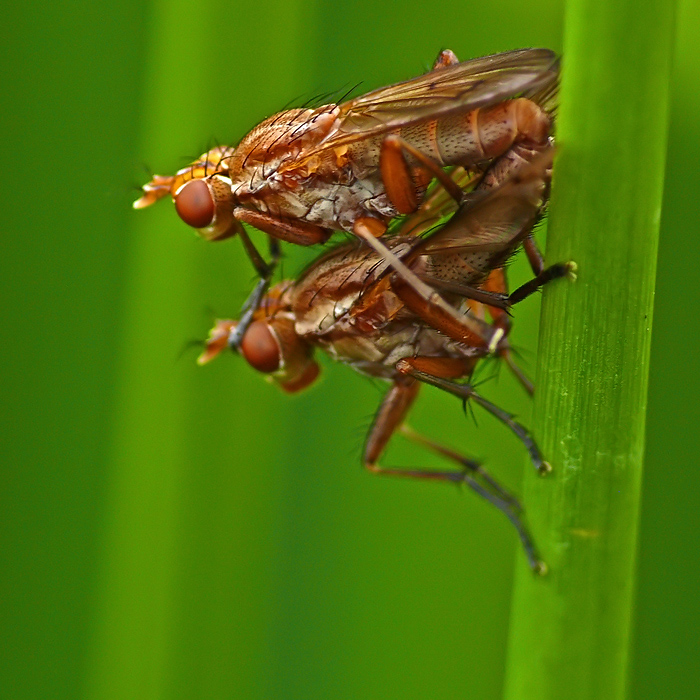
(224, 106, 400, 232)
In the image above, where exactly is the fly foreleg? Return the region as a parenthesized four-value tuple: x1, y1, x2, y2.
(227, 207, 332, 352)
(224, 208, 330, 350)
(233, 208, 331, 246)
(227, 236, 281, 352)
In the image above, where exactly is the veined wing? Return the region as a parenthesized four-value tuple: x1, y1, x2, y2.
(410, 147, 554, 256)
(296, 48, 559, 163)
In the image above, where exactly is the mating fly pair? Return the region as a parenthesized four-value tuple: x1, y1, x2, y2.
(135, 48, 568, 570)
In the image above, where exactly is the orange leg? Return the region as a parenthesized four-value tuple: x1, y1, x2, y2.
(352, 219, 504, 352)
(379, 100, 551, 216)
(392, 167, 480, 239)
(403, 261, 572, 397)
(363, 377, 544, 572)
(380, 134, 468, 213)
(377, 145, 558, 352)
(479, 269, 534, 396)
(395, 357, 551, 475)
(233, 207, 331, 246)
(480, 268, 511, 322)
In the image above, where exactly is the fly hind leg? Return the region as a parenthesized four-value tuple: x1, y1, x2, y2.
(400, 425, 545, 574)
(477, 268, 535, 396)
(364, 375, 545, 573)
(379, 101, 552, 216)
(395, 356, 551, 475)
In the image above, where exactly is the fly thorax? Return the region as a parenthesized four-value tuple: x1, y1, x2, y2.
(227, 106, 340, 170)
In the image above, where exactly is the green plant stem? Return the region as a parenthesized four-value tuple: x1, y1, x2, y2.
(503, 1, 677, 699)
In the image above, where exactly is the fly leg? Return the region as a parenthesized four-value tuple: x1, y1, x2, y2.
(375, 46, 468, 213)
(398, 425, 520, 507)
(227, 235, 281, 351)
(392, 167, 480, 239)
(394, 272, 516, 377)
(379, 101, 552, 216)
(352, 218, 504, 352)
(233, 208, 331, 246)
(458, 268, 535, 396)
(357, 147, 564, 353)
(508, 261, 577, 305)
(410, 274, 511, 310)
(475, 149, 578, 294)
(399, 425, 545, 573)
(479, 268, 535, 396)
(395, 356, 550, 475)
(378, 147, 558, 350)
(224, 211, 331, 351)
(413, 260, 575, 315)
(380, 135, 469, 214)
(365, 375, 544, 573)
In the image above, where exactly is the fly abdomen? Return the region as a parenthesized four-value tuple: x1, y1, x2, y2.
(430, 98, 551, 165)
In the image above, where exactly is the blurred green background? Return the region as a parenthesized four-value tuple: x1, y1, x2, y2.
(1, 1, 697, 698)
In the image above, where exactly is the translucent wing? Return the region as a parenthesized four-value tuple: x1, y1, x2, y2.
(410, 147, 554, 256)
(301, 48, 559, 159)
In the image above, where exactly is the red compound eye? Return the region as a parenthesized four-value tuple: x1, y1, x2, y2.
(240, 321, 281, 374)
(175, 179, 215, 229)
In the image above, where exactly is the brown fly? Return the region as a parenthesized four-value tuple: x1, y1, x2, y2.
(196, 148, 574, 572)
(134, 48, 558, 350)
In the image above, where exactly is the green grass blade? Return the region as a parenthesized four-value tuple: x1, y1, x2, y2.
(504, 1, 677, 698)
